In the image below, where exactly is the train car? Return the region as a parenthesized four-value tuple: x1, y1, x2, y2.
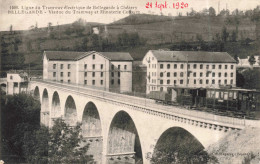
(148, 91, 172, 104)
(168, 86, 260, 119)
(205, 88, 238, 111)
(148, 86, 260, 119)
(236, 89, 260, 118)
(168, 87, 206, 107)
(205, 88, 260, 110)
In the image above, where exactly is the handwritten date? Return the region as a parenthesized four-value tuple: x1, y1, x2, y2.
(146, 1, 188, 11)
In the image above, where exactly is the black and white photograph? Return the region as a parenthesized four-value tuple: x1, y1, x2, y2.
(0, 0, 260, 163)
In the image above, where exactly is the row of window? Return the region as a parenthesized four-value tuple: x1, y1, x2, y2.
(85, 64, 128, 70)
(157, 72, 234, 78)
(53, 72, 122, 78)
(150, 64, 157, 69)
(207, 90, 238, 100)
(53, 63, 128, 70)
(60, 80, 71, 83)
(157, 79, 234, 85)
(158, 63, 234, 70)
(111, 65, 128, 70)
(84, 72, 121, 77)
(59, 79, 121, 85)
(83, 79, 120, 85)
(53, 64, 71, 69)
(84, 64, 103, 70)
(53, 72, 71, 77)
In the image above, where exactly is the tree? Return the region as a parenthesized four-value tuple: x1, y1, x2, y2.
(242, 69, 260, 89)
(234, 16, 240, 35)
(117, 31, 129, 47)
(82, 37, 89, 51)
(47, 22, 53, 33)
(245, 9, 253, 17)
(221, 26, 229, 42)
(196, 34, 203, 42)
(1, 36, 8, 54)
(151, 128, 218, 164)
(48, 22, 52, 28)
(35, 22, 38, 29)
(251, 6, 260, 22)
(234, 54, 239, 64)
(248, 55, 256, 66)
(26, 39, 32, 52)
(209, 7, 216, 16)
(29, 25, 35, 31)
(23, 119, 93, 164)
(72, 19, 85, 36)
(1, 93, 40, 162)
(189, 8, 197, 16)
(90, 34, 100, 49)
(128, 32, 140, 47)
(10, 25, 13, 32)
(231, 30, 237, 42)
(236, 71, 245, 87)
(200, 8, 209, 16)
(219, 9, 230, 16)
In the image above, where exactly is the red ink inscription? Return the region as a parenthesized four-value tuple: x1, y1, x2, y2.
(146, 1, 188, 10)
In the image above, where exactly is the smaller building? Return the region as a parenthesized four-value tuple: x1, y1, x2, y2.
(238, 56, 260, 68)
(92, 27, 99, 34)
(6, 71, 28, 95)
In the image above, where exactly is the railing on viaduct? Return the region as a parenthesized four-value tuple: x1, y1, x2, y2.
(31, 80, 260, 130)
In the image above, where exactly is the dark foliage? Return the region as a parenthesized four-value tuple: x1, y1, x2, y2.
(0, 35, 25, 70)
(117, 31, 142, 47)
(236, 71, 245, 87)
(248, 55, 256, 66)
(1, 93, 41, 161)
(151, 127, 218, 164)
(242, 69, 260, 89)
(23, 119, 93, 164)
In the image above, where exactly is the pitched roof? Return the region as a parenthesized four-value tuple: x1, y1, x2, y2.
(44, 51, 133, 61)
(97, 52, 133, 61)
(44, 51, 94, 61)
(149, 50, 236, 63)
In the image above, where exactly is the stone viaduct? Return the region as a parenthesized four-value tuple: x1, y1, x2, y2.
(30, 80, 260, 164)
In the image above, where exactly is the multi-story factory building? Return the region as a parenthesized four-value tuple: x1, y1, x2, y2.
(43, 51, 133, 92)
(143, 50, 237, 94)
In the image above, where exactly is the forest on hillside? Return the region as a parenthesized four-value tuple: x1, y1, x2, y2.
(0, 6, 260, 77)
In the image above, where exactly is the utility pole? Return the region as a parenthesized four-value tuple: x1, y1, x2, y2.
(29, 63, 30, 81)
(218, 1, 220, 15)
(186, 54, 188, 87)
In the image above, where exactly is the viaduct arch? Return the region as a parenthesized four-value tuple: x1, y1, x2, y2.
(64, 95, 77, 126)
(82, 102, 103, 163)
(152, 127, 205, 163)
(51, 91, 61, 119)
(33, 86, 40, 101)
(41, 88, 50, 126)
(107, 111, 143, 164)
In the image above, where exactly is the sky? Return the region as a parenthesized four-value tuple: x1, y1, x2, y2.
(0, 0, 259, 31)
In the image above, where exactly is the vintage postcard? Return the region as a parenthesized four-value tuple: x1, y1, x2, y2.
(0, 0, 260, 163)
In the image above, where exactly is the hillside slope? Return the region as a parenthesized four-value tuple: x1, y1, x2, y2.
(1, 14, 259, 75)
(207, 127, 260, 164)
(108, 14, 256, 44)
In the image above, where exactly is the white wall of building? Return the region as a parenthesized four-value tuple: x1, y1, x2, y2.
(43, 52, 133, 92)
(143, 52, 236, 94)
